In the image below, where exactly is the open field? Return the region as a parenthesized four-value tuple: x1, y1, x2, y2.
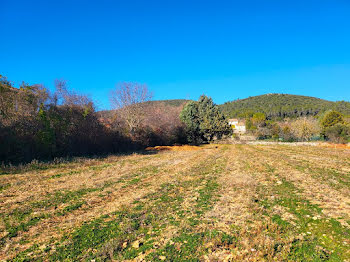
(1, 144, 350, 261)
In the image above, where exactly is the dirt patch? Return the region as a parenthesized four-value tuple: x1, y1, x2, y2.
(317, 143, 350, 149)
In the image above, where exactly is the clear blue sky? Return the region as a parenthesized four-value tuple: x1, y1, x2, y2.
(1, 0, 350, 110)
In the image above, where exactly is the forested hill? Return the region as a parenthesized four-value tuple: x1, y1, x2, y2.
(220, 94, 350, 119)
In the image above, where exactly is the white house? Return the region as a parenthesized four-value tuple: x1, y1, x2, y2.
(228, 118, 246, 133)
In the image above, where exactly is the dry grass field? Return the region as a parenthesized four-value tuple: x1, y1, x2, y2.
(0, 144, 350, 261)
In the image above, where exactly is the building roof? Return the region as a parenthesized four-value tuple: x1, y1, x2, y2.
(228, 118, 245, 126)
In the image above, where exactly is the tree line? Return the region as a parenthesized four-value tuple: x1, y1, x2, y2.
(0, 75, 234, 164)
(0, 77, 134, 164)
(0, 76, 189, 164)
(243, 110, 350, 143)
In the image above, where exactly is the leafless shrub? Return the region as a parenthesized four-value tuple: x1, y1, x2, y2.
(290, 117, 320, 141)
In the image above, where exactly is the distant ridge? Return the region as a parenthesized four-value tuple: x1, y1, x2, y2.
(219, 93, 350, 119)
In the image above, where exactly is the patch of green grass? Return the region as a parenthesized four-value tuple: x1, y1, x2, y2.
(89, 163, 113, 171)
(45, 206, 158, 261)
(11, 243, 41, 262)
(51, 214, 123, 260)
(119, 166, 159, 188)
(271, 214, 290, 227)
(195, 178, 219, 215)
(308, 167, 350, 189)
(5, 206, 33, 222)
(1, 183, 119, 247)
(49, 170, 81, 179)
(258, 177, 349, 260)
(288, 237, 331, 262)
(32, 188, 98, 209)
(56, 201, 85, 216)
(125, 177, 141, 187)
(264, 163, 276, 173)
(0, 209, 50, 248)
(147, 232, 205, 261)
(146, 229, 237, 262)
(0, 183, 10, 192)
(6, 214, 49, 238)
(0, 206, 37, 241)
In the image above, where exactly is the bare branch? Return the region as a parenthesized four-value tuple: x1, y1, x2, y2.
(109, 82, 153, 134)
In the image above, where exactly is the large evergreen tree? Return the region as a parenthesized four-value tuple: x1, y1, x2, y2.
(179, 101, 202, 144)
(180, 95, 231, 144)
(320, 110, 344, 128)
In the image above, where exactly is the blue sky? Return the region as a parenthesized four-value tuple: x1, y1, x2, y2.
(1, 0, 350, 110)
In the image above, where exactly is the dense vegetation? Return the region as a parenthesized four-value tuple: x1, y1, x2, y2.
(241, 110, 350, 143)
(220, 93, 350, 119)
(0, 76, 187, 164)
(0, 76, 139, 164)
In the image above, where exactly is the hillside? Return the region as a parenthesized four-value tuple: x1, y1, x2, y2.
(220, 93, 350, 119)
(97, 99, 190, 119)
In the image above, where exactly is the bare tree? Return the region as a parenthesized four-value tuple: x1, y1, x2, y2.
(110, 82, 152, 135)
(290, 117, 320, 141)
(54, 79, 92, 108)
